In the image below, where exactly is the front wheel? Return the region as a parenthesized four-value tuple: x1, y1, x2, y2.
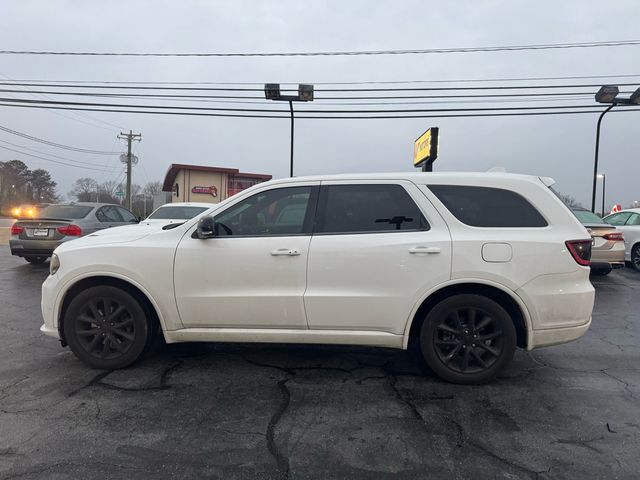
(632, 244, 640, 272)
(419, 294, 516, 384)
(63, 286, 150, 369)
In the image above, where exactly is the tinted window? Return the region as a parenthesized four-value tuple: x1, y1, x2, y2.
(626, 213, 640, 226)
(38, 204, 93, 219)
(148, 206, 208, 220)
(214, 186, 313, 236)
(96, 206, 122, 223)
(317, 184, 429, 234)
(429, 185, 547, 228)
(117, 207, 137, 222)
(572, 209, 605, 224)
(605, 212, 631, 226)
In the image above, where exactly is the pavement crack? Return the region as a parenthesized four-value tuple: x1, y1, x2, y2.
(67, 370, 112, 397)
(554, 435, 604, 454)
(266, 378, 291, 480)
(467, 440, 549, 479)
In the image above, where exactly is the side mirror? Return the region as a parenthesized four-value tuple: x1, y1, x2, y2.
(195, 216, 216, 239)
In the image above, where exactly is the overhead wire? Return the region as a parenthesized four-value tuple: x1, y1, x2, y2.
(0, 143, 124, 172)
(1, 39, 639, 57)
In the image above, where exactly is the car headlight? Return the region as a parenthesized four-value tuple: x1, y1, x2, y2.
(50, 254, 60, 275)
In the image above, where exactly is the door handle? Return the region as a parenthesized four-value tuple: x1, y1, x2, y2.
(409, 246, 441, 254)
(270, 248, 301, 256)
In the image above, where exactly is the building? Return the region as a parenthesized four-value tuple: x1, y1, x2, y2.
(162, 164, 272, 204)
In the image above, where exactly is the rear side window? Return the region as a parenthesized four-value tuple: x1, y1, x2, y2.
(605, 212, 631, 226)
(317, 184, 429, 234)
(428, 185, 548, 228)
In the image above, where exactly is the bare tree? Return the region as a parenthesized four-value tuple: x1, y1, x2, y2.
(69, 177, 98, 202)
(143, 181, 163, 197)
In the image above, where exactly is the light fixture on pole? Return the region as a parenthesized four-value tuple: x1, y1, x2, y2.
(591, 85, 640, 213)
(264, 83, 314, 177)
(597, 173, 606, 217)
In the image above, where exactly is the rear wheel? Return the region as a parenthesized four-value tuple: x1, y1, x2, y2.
(63, 286, 150, 369)
(25, 256, 47, 264)
(632, 244, 640, 272)
(419, 294, 516, 384)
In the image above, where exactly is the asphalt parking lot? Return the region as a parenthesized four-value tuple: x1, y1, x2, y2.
(0, 248, 639, 480)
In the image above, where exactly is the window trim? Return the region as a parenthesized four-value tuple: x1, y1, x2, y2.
(313, 183, 431, 236)
(209, 185, 320, 239)
(427, 184, 549, 229)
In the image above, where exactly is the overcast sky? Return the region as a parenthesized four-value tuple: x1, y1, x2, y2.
(0, 0, 639, 209)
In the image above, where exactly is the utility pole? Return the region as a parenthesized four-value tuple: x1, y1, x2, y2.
(117, 130, 141, 211)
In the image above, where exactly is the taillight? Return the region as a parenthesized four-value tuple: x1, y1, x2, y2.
(57, 224, 82, 236)
(566, 239, 592, 266)
(10, 224, 24, 235)
(603, 232, 624, 241)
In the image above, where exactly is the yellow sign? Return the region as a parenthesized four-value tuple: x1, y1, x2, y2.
(413, 127, 439, 167)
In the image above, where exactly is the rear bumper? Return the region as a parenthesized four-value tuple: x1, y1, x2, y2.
(591, 242, 625, 268)
(10, 239, 63, 257)
(528, 317, 591, 349)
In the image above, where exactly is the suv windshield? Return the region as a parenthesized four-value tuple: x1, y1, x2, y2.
(572, 209, 605, 224)
(38, 204, 93, 219)
(148, 206, 208, 220)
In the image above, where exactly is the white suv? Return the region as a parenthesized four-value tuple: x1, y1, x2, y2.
(41, 172, 595, 384)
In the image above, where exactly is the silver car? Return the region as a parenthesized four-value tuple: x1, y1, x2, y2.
(9, 202, 138, 264)
(604, 208, 640, 271)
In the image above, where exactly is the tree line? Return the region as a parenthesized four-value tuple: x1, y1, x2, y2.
(68, 177, 164, 217)
(0, 160, 58, 206)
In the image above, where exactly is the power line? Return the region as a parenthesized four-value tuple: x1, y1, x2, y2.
(1, 100, 638, 119)
(1, 39, 639, 57)
(5, 73, 640, 86)
(2, 81, 639, 92)
(0, 143, 124, 172)
(0, 138, 121, 169)
(0, 95, 616, 114)
(0, 124, 118, 155)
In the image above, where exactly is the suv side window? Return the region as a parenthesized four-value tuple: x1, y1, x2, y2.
(316, 184, 429, 234)
(116, 207, 137, 222)
(96, 206, 122, 222)
(605, 212, 632, 226)
(214, 186, 316, 237)
(428, 185, 548, 228)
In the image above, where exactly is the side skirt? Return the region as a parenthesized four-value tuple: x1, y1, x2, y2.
(163, 327, 405, 349)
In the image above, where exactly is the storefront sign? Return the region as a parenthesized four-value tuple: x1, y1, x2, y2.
(413, 127, 439, 170)
(191, 186, 218, 197)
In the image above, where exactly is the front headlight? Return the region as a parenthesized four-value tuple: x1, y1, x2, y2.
(50, 254, 60, 275)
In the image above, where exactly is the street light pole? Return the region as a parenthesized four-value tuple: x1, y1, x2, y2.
(264, 84, 313, 178)
(591, 104, 614, 213)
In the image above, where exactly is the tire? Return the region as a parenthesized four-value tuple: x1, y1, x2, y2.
(591, 268, 611, 276)
(25, 256, 47, 264)
(632, 244, 640, 272)
(63, 286, 150, 369)
(419, 294, 516, 384)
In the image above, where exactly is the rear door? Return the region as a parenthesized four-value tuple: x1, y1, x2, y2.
(304, 180, 452, 335)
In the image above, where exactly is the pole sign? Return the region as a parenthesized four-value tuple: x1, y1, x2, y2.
(413, 127, 439, 172)
(611, 204, 622, 214)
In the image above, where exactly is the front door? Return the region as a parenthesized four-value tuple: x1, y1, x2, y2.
(174, 183, 319, 329)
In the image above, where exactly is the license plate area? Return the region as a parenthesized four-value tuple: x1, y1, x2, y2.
(33, 228, 49, 237)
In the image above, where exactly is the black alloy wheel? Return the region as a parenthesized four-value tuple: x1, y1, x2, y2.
(64, 286, 149, 369)
(632, 245, 640, 272)
(420, 294, 516, 384)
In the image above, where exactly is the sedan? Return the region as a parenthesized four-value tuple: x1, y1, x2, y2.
(572, 208, 625, 275)
(140, 202, 212, 225)
(10, 202, 138, 264)
(604, 208, 640, 271)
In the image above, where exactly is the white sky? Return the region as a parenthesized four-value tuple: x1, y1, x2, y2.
(0, 0, 639, 208)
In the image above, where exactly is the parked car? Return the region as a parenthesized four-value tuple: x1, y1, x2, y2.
(41, 172, 594, 384)
(604, 208, 640, 271)
(140, 202, 212, 225)
(10, 202, 138, 264)
(572, 208, 625, 275)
